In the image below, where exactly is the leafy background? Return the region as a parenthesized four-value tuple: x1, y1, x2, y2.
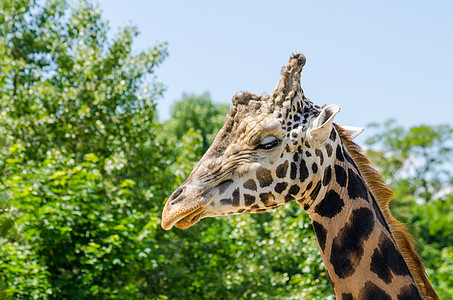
(0, 1, 451, 299)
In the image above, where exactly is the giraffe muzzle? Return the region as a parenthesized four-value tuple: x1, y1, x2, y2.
(161, 183, 210, 230)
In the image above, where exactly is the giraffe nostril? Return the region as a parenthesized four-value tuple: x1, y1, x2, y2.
(170, 187, 185, 205)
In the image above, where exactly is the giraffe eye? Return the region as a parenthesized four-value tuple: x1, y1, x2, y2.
(258, 136, 279, 150)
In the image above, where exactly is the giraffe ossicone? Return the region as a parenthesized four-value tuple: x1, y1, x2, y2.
(161, 52, 438, 300)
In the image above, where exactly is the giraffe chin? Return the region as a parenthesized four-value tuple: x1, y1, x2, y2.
(174, 206, 206, 229)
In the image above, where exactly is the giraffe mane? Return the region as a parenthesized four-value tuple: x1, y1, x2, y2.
(334, 124, 439, 300)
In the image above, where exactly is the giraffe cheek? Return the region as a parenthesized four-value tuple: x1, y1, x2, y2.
(259, 192, 275, 206)
(243, 179, 258, 191)
(244, 194, 256, 206)
(235, 162, 259, 179)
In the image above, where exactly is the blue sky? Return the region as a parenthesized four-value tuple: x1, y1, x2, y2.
(97, 0, 452, 137)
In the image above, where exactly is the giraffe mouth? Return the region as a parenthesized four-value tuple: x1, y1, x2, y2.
(161, 197, 208, 230)
(174, 206, 206, 229)
(162, 178, 228, 230)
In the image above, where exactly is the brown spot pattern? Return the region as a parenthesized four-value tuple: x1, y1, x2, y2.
(275, 182, 288, 193)
(259, 193, 273, 205)
(256, 167, 273, 187)
(243, 179, 257, 191)
(244, 194, 255, 206)
(276, 161, 289, 178)
(232, 188, 240, 206)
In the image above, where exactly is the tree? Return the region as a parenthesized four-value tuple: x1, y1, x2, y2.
(0, 0, 167, 162)
(166, 92, 229, 153)
(0, 0, 172, 297)
(365, 120, 453, 204)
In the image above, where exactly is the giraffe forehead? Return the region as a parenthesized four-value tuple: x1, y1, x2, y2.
(229, 92, 272, 119)
(244, 115, 283, 140)
(226, 91, 325, 151)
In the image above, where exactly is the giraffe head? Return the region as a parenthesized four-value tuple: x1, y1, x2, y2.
(161, 52, 362, 230)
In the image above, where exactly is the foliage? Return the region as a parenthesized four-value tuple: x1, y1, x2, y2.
(0, 0, 168, 162)
(166, 92, 229, 153)
(365, 120, 453, 203)
(2, 151, 139, 297)
(405, 193, 453, 299)
(0, 0, 171, 298)
(0, 130, 20, 244)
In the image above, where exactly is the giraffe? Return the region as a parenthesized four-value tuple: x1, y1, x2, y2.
(161, 52, 439, 300)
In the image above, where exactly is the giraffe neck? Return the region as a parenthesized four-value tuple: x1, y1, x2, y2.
(306, 144, 423, 300)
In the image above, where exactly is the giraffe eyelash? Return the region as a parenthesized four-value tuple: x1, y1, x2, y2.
(257, 136, 280, 150)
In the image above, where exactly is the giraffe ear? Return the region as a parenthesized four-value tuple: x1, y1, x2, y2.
(308, 104, 340, 147)
(342, 125, 364, 140)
